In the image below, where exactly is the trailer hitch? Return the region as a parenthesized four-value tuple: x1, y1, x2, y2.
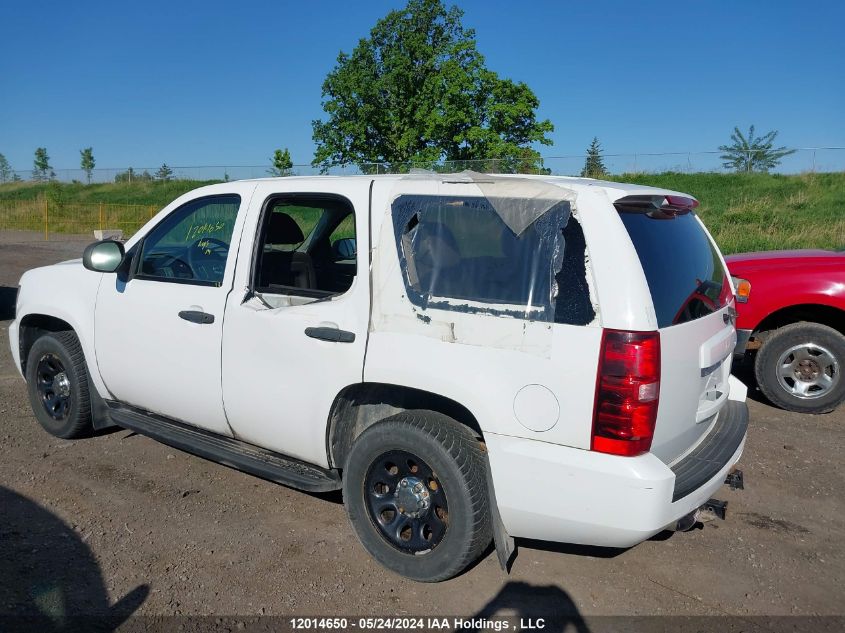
(696, 470, 744, 522)
(725, 469, 744, 490)
(701, 498, 728, 520)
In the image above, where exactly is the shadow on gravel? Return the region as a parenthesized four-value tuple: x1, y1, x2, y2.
(519, 538, 628, 559)
(0, 286, 17, 320)
(470, 581, 590, 632)
(0, 486, 149, 631)
(731, 360, 771, 406)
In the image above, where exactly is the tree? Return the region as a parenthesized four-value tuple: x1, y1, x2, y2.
(718, 125, 795, 173)
(33, 147, 53, 181)
(79, 147, 95, 184)
(311, 0, 553, 173)
(155, 163, 174, 181)
(0, 153, 12, 183)
(115, 168, 153, 183)
(268, 148, 294, 176)
(580, 137, 607, 178)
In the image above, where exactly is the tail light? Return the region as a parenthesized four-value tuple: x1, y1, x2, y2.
(591, 330, 661, 457)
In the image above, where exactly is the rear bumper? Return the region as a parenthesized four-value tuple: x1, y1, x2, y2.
(671, 399, 747, 501)
(486, 389, 748, 548)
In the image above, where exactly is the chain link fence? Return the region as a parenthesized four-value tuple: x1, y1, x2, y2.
(2, 148, 843, 185)
(0, 147, 843, 241)
(0, 199, 159, 241)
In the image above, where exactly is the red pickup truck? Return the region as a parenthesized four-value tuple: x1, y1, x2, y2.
(727, 249, 845, 413)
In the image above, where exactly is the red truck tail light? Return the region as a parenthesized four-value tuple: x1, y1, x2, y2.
(591, 330, 661, 457)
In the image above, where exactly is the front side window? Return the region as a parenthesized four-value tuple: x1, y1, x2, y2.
(391, 194, 594, 324)
(137, 195, 240, 286)
(253, 195, 357, 297)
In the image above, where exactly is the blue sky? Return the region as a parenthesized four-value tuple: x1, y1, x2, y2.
(1, 0, 843, 171)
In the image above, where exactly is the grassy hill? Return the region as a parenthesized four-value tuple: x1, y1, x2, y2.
(0, 179, 217, 206)
(620, 172, 844, 254)
(0, 172, 843, 254)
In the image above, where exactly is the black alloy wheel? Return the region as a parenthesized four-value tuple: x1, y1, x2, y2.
(342, 411, 492, 582)
(35, 353, 72, 421)
(364, 449, 449, 553)
(25, 331, 92, 439)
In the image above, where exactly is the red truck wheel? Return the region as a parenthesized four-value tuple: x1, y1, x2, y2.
(754, 322, 845, 413)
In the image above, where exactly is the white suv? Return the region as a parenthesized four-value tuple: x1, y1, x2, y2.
(10, 172, 748, 581)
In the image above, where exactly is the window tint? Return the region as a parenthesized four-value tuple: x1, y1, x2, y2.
(392, 195, 593, 324)
(138, 195, 240, 286)
(254, 196, 356, 297)
(618, 210, 730, 327)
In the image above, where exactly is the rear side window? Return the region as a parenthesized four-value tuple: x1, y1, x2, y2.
(392, 195, 595, 325)
(253, 195, 357, 298)
(617, 208, 730, 327)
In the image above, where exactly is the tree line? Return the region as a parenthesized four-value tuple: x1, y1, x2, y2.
(0, 0, 796, 184)
(0, 148, 177, 184)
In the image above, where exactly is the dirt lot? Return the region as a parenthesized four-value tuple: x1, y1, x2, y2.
(0, 233, 843, 626)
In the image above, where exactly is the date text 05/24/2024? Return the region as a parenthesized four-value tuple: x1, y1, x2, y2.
(289, 618, 547, 631)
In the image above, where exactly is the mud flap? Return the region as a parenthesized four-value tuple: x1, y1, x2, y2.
(485, 458, 516, 572)
(88, 371, 117, 431)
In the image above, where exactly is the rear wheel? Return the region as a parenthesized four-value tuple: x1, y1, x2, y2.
(754, 322, 845, 413)
(25, 331, 93, 438)
(342, 411, 491, 582)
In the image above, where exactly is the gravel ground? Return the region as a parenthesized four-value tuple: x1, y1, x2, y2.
(0, 232, 843, 625)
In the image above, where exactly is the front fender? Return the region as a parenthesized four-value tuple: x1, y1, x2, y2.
(14, 262, 109, 398)
(734, 270, 845, 331)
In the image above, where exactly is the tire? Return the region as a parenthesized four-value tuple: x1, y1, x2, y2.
(25, 331, 93, 438)
(754, 322, 845, 414)
(342, 411, 492, 582)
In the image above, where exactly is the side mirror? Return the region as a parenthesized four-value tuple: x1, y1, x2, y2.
(332, 237, 357, 259)
(82, 240, 126, 273)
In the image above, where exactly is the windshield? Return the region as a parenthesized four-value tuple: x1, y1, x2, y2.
(617, 208, 731, 327)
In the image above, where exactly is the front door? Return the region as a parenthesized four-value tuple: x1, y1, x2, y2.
(94, 191, 251, 435)
(221, 181, 372, 467)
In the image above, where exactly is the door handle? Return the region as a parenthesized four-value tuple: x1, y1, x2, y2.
(178, 310, 215, 324)
(305, 326, 355, 343)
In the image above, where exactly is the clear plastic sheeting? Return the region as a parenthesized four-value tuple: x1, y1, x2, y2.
(370, 172, 594, 356)
(393, 194, 570, 322)
(405, 170, 576, 236)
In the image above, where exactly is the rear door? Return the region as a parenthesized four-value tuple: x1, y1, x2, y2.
(220, 180, 372, 467)
(616, 200, 736, 463)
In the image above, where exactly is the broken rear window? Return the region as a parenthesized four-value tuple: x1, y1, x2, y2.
(391, 194, 595, 325)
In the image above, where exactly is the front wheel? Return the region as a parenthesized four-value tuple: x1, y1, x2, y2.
(754, 322, 845, 413)
(25, 331, 93, 438)
(342, 411, 492, 582)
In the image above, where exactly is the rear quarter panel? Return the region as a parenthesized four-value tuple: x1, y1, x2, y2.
(364, 182, 648, 449)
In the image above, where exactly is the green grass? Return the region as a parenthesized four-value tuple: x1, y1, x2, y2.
(0, 180, 222, 237)
(617, 172, 845, 253)
(0, 179, 219, 206)
(0, 172, 843, 253)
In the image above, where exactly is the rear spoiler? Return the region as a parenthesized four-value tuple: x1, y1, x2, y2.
(614, 194, 699, 218)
